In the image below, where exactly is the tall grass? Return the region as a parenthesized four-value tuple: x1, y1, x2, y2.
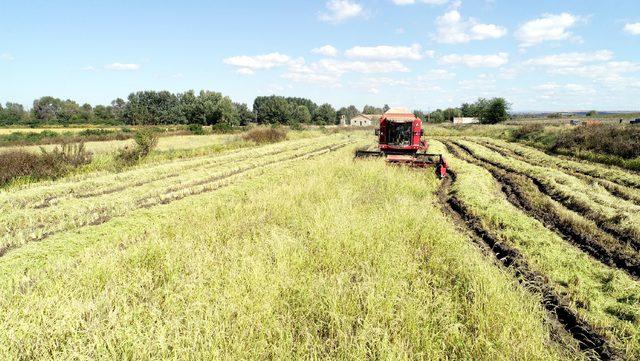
(0, 146, 569, 359)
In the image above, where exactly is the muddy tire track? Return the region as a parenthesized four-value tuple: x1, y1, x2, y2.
(475, 139, 640, 205)
(437, 165, 615, 360)
(444, 141, 640, 280)
(452, 140, 640, 252)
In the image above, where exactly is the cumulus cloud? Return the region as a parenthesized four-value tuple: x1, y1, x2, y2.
(318, 0, 363, 23)
(515, 13, 582, 48)
(434, 7, 507, 43)
(105, 63, 140, 71)
(317, 59, 410, 74)
(223, 52, 303, 75)
(81, 65, 97, 71)
(345, 44, 424, 60)
(440, 53, 509, 67)
(524, 50, 613, 67)
(1, 53, 14, 61)
(624, 22, 640, 35)
(311, 45, 339, 57)
(419, 69, 456, 80)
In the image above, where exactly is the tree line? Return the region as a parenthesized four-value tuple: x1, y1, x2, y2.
(0, 91, 510, 126)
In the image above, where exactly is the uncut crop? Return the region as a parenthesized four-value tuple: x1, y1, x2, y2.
(0, 145, 572, 359)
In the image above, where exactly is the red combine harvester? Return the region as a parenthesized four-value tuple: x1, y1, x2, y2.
(355, 108, 448, 178)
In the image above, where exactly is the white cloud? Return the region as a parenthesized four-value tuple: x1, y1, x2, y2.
(419, 69, 456, 81)
(345, 44, 424, 60)
(549, 61, 640, 79)
(81, 65, 96, 71)
(318, 59, 410, 74)
(282, 72, 341, 87)
(223, 52, 295, 70)
(440, 53, 509, 67)
(624, 23, 640, 35)
(1, 53, 14, 61)
(236, 68, 255, 75)
(312, 45, 339, 57)
(515, 13, 582, 48)
(534, 82, 595, 95)
(392, 0, 449, 5)
(434, 8, 507, 43)
(318, 0, 363, 23)
(525, 50, 613, 67)
(105, 63, 140, 71)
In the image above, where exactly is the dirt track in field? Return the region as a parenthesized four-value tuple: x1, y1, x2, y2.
(437, 164, 614, 360)
(452, 139, 640, 252)
(475, 139, 640, 206)
(444, 141, 640, 280)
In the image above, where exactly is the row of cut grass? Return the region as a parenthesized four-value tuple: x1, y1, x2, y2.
(454, 138, 640, 247)
(477, 137, 640, 189)
(0, 135, 356, 254)
(431, 140, 640, 358)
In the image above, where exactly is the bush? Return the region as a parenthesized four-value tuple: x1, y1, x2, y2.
(211, 123, 234, 134)
(552, 124, 640, 159)
(511, 124, 544, 141)
(188, 123, 205, 135)
(0, 142, 92, 186)
(241, 127, 287, 144)
(116, 129, 158, 165)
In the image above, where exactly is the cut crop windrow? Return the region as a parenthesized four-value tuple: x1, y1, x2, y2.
(438, 164, 615, 360)
(474, 138, 640, 206)
(477, 137, 640, 190)
(0, 136, 332, 210)
(0, 139, 356, 257)
(454, 141, 640, 250)
(444, 141, 640, 280)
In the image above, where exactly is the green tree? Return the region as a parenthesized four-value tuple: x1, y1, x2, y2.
(480, 98, 510, 124)
(586, 110, 598, 117)
(429, 109, 445, 123)
(291, 105, 312, 124)
(314, 103, 336, 125)
(286, 97, 317, 117)
(253, 96, 292, 124)
(443, 108, 462, 122)
(362, 105, 383, 114)
(234, 102, 254, 125)
(32, 96, 63, 121)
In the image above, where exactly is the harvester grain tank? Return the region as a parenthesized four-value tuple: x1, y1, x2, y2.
(355, 107, 448, 178)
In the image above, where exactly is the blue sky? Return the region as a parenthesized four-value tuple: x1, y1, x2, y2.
(1, 0, 639, 111)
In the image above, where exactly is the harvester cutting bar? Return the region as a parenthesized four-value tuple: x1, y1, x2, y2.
(354, 149, 383, 158)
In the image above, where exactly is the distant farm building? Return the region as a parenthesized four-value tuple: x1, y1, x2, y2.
(350, 114, 381, 126)
(453, 117, 479, 124)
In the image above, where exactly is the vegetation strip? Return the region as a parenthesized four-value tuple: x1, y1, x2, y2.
(0, 139, 355, 258)
(454, 139, 640, 251)
(445, 141, 640, 279)
(475, 139, 640, 205)
(437, 167, 614, 360)
(478, 137, 640, 190)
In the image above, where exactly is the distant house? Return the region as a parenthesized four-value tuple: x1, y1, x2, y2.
(453, 117, 479, 124)
(350, 114, 381, 126)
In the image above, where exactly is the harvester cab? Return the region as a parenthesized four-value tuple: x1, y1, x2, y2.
(355, 107, 448, 178)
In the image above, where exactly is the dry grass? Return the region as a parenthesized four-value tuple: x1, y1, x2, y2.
(242, 127, 287, 144)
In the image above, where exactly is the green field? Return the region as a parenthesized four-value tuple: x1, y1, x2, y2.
(0, 129, 638, 359)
